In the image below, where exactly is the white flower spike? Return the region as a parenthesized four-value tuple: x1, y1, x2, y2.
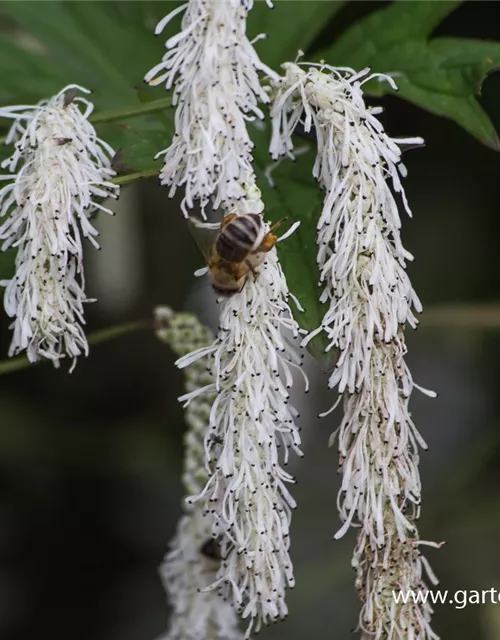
(176, 254, 307, 637)
(270, 63, 439, 639)
(144, 0, 276, 217)
(154, 307, 243, 640)
(147, 1, 307, 634)
(0, 85, 118, 370)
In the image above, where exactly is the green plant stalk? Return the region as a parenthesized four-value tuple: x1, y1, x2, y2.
(112, 168, 159, 186)
(90, 97, 172, 124)
(422, 303, 500, 330)
(0, 319, 149, 376)
(0, 97, 173, 145)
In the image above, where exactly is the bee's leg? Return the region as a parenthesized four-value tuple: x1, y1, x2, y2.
(268, 217, 287, 233)
(256, 233, 278, 253)
(255, 218, 287, 253)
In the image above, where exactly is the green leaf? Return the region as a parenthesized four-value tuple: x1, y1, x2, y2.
(322, 0, 463, 64)
(111, 137, 162, 174)
(0, 0, 182, 108)
(429, 37, 500, 93)
(0, 2, 178, 179)
(95, 96, 173, 176)
(252, 128, 334, 364)
(101, 119, 170, 174)
(248, 0, 346, 71)
(0, 32, 69, 101)
(315, 1, 500, 149)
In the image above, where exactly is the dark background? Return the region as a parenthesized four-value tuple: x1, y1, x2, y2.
(1, 1, 500, 639)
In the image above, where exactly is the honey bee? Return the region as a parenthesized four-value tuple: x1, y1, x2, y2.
(188, 213, 285, 296)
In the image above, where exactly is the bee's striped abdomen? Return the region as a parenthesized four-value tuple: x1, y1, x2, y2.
(216, 213, 262, 263)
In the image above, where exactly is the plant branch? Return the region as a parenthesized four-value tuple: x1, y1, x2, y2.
(0, 319, 150, 376)
(422, 303, 500, 330)
(90, 97, 172, 124)
(0, 97, 172, 145)
(112, 168, 159, 186)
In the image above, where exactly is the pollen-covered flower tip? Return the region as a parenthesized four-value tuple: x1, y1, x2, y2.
(0, 84, 119, 370)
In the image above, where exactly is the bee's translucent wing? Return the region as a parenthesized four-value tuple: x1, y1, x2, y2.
(187, 217, 220, 263)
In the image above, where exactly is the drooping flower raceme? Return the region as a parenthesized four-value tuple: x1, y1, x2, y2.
(176, 256, 306, 636)
(270, 63, 440, 639)
(144, 0, 275, 217)
(146, 2, 306, 635)
(154, 306, 243, 640)
(0, 85, 118, 369)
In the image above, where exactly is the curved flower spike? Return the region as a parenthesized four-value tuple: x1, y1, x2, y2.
(269, 62, 439, 639)
(176, 254, 307, 637)
(0, 85, 118, 370)
(144, 0, 276, 217)
(147, 2, 306, 634)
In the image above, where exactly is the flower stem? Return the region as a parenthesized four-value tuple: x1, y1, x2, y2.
(112, 168, 159, 186)
(0, 97, 172, 144)
(422, 303, 500, 330)
(0, 319, 150, 376)
(90, 97, 172, 124)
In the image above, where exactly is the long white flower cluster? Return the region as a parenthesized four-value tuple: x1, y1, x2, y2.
(144, 0, 274, 217)
(154, 306, 243, 640)
(177, 258, 306, 635)
(0, 85, 118, 369)
(146, 2, 306, 635)
(269, 63, 439, 638)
